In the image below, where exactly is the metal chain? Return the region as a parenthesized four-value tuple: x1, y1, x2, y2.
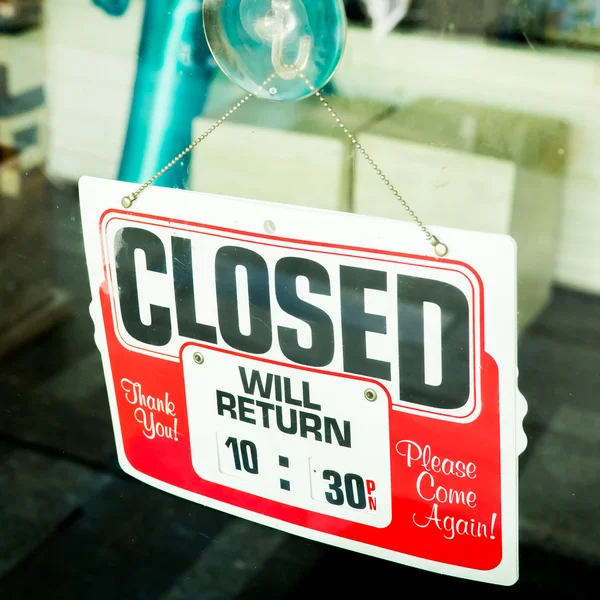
(121, 73, 448, 257)
(121, 74, 276, 208)
(121, 93, 253, 209)
(299, 74, 447, 256)
(315, 91, 447, 256)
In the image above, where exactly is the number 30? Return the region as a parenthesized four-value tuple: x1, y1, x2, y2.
(323, 470, 367, 509)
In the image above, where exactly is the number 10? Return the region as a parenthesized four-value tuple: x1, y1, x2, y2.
(225, 437, 259, 474)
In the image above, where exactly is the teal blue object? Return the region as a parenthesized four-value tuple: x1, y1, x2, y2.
(93, 0, 216, 189)
(92, 0, 129, 16)
(203, 0, 346, 101)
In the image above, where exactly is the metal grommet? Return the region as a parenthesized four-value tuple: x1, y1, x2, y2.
(193, 352, 204, 365)
(364, 388, 377, 402)
(430, 235, 448, 257)
(121, 196, 133, 209)
(434, 243, 449, 257)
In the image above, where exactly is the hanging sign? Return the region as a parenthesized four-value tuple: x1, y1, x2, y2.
(80, 176, 520, 586)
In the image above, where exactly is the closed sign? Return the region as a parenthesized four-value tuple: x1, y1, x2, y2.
(80, 177, 520, 586)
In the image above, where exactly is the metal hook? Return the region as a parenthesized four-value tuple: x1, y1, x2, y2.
(267, 2, 312, 81)
(271, 31, 312, 80)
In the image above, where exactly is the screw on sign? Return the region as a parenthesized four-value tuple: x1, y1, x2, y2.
(365, 388, 378, 402)
(79, 174, 524, 586)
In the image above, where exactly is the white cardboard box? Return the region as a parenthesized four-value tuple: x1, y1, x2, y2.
(189, 95, 391, 213)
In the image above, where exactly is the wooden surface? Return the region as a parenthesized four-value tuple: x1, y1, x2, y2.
(0, 182, 599, 598)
